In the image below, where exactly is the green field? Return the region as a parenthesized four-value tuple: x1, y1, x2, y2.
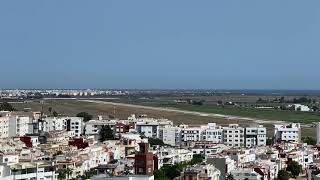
(130, 102, 320, 124)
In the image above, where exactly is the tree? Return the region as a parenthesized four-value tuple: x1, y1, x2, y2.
(52, 111, 58, 117)
(302, 136, 316, 146)
(53, 150, 63, 157)
(190, 154, 205, 165)
(0, 102, 15, 111)
(83, 169, 97, 179)
(99, 125, 114, 142)
(266, 138, 274, 146)
(311, 106, 319, 112)
(278, 169, 290, 180)
(148, 137, 165, 146)
(57, 169, 67, 180)
(76, 112, 93, 122)
(286, 161, 302, 178)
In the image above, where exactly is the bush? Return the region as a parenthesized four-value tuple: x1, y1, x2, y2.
(0, 102, 15, 111)
(148, 138, 165, 146)
(286, 161, 302, 178)
(302, 136, 316, 146)
(278, 169, 290, 180)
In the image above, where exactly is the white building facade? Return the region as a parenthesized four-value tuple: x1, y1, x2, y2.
(161, 127, 181, 146)
(223, 124, 245, 148)
(274, 123, 300, 143)
(245, 125, 267, 148)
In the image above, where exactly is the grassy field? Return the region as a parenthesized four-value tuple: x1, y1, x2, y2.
(135, 102, 320, 124)
(10, 100, 316, 137)
(105, 99, 320, 124)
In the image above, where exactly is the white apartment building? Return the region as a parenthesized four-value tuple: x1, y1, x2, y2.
(85, 120, 116, 135)
(0, 116, 10, 138)
(42, 117, 83, 137)
(0, 161, 57, 180)
(136, 122, 160, 138)
(64, 117, 83, 137)
(181, 127, 202, 142)
(245, 125, 267, 148)
(161, 127, 181, 146)
(14, 116, 33, 137)
(317, 122, 320, 145)
(192, 143, 228, 156)
(155, 147, 193, 168)
(274, 123, 301, 143)
(0, 116, 34, 138)
(201, 123, 223, 143)
(223, 124, 245, 148)
(293, 104, 310, 112)
(42, 117, 65, 132)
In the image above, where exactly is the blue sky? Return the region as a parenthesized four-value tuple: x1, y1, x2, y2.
(0, 1, 319, 89)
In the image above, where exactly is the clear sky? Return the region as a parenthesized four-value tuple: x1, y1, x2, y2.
(0, 1, 319, 89)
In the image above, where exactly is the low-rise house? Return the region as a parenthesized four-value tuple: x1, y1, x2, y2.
(85, 120, 116, 135)
(223, 149, 256, 167)
(207, 156, 236, 178)
(179, 164, 221, 180)
(192, 143, 228, 156)
(231, 168, 262, 180)
(0, 161, 57, 180)
(154, 147, 193, 168)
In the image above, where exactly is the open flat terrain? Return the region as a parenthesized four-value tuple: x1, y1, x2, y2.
(10, 99, 316, 137)
(104, 95, 320, 124)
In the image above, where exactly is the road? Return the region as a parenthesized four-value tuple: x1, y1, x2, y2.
(80, 99, 286, 125)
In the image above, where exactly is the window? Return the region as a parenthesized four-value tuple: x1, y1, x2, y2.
(139, 168, 144, 173)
